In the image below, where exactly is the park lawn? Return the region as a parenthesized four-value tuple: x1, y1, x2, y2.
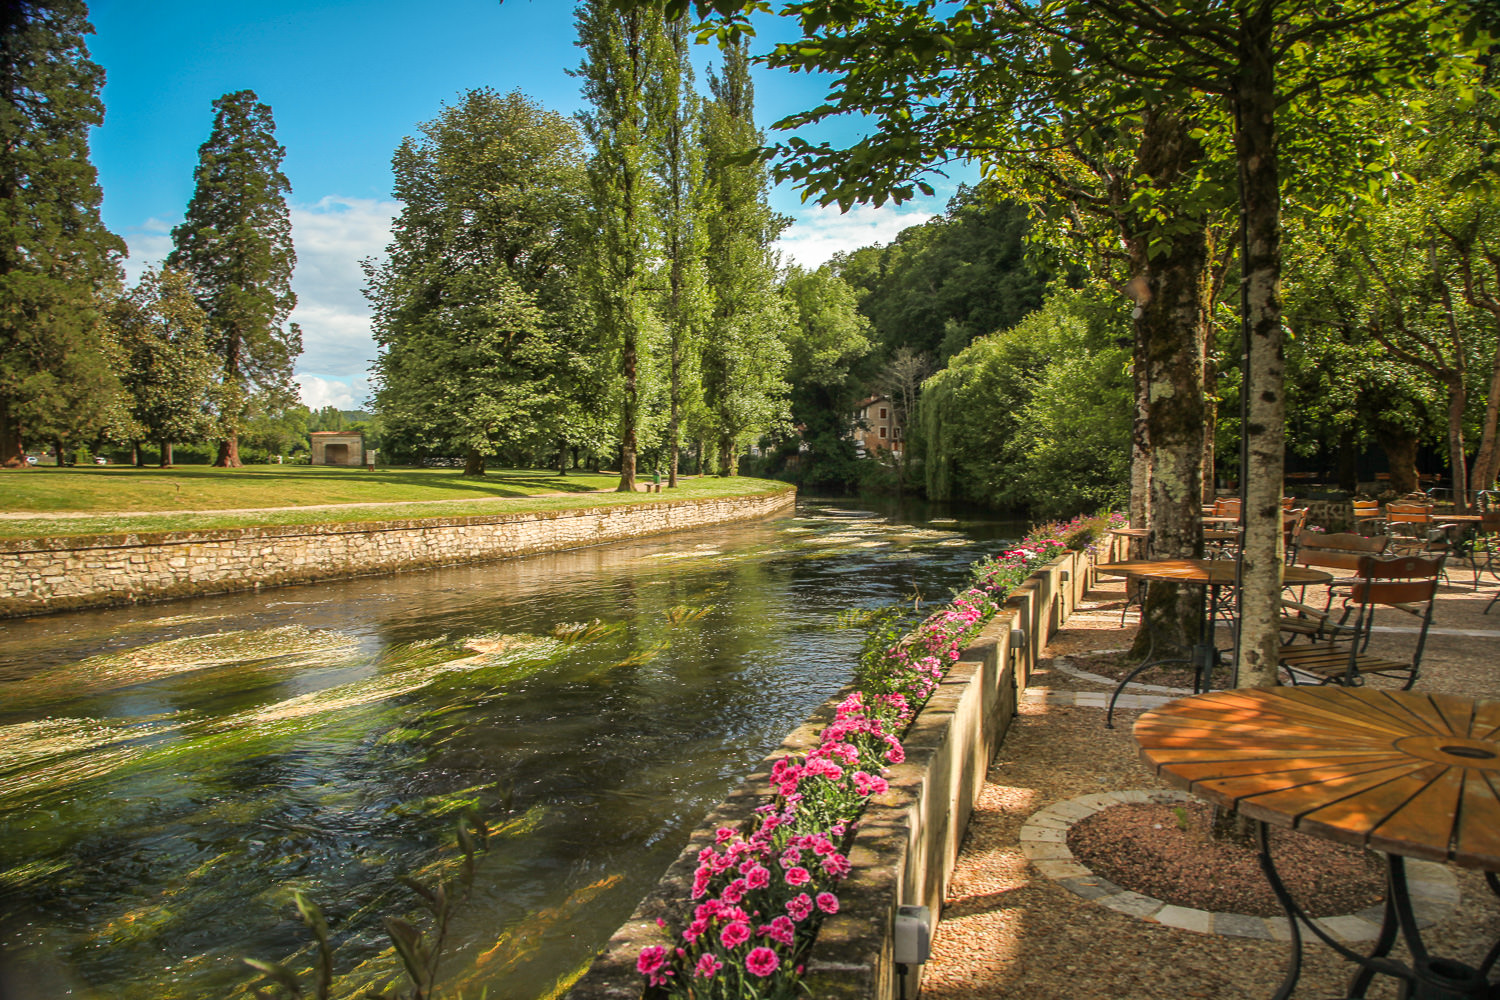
(0, 466, 793, 540)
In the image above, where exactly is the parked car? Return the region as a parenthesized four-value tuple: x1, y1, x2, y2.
(94, 456, 107, 464)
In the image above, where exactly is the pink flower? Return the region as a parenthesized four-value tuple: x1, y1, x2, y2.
(780, 847, 802, 868)
(745, 864, 771, 889)
(822, 852, 852, 878)
(694, 953, 722, 978)
(721, 878, 747, 904)
(720, 920, 752, 949)
(764, 915, 796, 945)
(816, 891, 840, 914)
(786, 893, 814, 921)
(637, 945, 667, 976)
(745, 946, 780, 977)
(784, 866, 811, 886)
(715, 827, 738, 844)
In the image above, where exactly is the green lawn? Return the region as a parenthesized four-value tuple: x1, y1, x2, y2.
(0, 466, 792, 540)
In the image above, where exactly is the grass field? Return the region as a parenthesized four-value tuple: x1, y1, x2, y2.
(0, 466, 792, 540)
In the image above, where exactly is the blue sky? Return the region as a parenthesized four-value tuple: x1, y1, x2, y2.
(87, 0, 976, 411)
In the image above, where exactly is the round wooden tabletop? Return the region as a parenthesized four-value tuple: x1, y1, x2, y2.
(1134, 687, 1500, 870)
(1109, 527, 1240, 542)
(1096, 558, 1332, 587)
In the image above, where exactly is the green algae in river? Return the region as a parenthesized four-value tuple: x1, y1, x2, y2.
(0, 498, 1017, 1000)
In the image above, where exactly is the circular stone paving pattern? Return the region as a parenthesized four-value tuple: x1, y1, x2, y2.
(1019, 790, 1460, 943)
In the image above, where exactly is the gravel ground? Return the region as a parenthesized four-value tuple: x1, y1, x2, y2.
(921, 572, 1500, 999)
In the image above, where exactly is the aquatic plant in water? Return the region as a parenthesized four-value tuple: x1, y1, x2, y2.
(245, 810, 489, 1000)
(637, 513, 1112, 998)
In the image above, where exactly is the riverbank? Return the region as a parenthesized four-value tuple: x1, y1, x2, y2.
(0, 467, 775, 539)
(0, 483, 795, 618)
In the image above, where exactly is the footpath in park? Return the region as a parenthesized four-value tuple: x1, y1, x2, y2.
(919, 570, 1500, 1000)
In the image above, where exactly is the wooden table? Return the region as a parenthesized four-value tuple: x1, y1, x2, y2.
(1136, 687, 1500, 998)
(1094, 560, 1333, 727)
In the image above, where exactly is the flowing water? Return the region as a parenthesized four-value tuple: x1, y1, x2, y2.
(0, 498, 1020, 1000)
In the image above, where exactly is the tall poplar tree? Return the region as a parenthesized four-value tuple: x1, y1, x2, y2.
(168, 89, 299, 468)
(649, 15, 709, 487)
(576, 0, 669, 492)
(0, 1, 126, 467)
(700, 37, 789, 476)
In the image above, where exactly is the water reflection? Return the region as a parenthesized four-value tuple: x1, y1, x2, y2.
(0, 498, 1018, 1000)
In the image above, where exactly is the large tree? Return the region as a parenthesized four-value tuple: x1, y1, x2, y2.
(367, 88, 587, 476)
(649, 15, 710, 487)
(779, 264, 871, 486)
(699, 36, 790, 476)
(109, 267, 217, 467)
(576, 0, 671, 492)
(168, 89, 299, 468)
(0, 0, 126, 467)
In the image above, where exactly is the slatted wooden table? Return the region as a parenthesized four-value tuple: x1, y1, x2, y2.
(1135, 687, 1500, 998)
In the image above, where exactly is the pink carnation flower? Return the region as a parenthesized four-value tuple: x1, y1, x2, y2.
(816, 891, 840, 914)
(720, 920, 752, 949)
(694, 953, 723, 979)
(745, 946, 779, 977)
(784, 866, 811, 886)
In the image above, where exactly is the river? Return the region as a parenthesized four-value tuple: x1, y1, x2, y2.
(0, 497, 1020, 1000)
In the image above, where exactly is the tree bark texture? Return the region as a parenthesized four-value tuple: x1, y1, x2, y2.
(1375, 428, 1421, 494)
(0, 400, 21, 467)
(1126, 107, 1209, 659)
(463, 448, 486, 477)
(1233, 16, 1287, 690)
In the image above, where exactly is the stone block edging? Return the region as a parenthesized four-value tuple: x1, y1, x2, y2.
(0, 488, 795, 618)
(1021, 790, 1459, 942)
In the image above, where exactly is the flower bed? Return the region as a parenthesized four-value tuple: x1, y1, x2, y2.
(569, 513, 1123, 1000)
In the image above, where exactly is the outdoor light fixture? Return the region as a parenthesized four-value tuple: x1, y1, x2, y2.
(894, 905, 932, 965)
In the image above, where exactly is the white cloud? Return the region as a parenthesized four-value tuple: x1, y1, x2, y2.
(288, 196, 398, 377)
(118, 195, 398, 383)
(775, 200, 941, 269)
(296, 374, 371, 412)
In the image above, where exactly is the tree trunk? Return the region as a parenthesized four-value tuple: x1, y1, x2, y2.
(1202, 345, 1218, 505)
(618, 326, 639, 492)
(0, 399, 22, 468)
(1125, 107, 1209, 659)
(1469, 341, 1500, 497)
(716, 433, 734, 477)
(215, 436, 242, 468)
(1374, 428, 1420, 495)
(463, 447, 486, 477)
(1336, 427, 1359, 493)
(1232, 13, 1287, 690)
(160, 441, 174, 468)
(1444, 373, 1468, 512)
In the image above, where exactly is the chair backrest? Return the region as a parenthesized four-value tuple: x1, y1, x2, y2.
(1385, 503, 1434, 526)
(1213, 498, 1241, 518)
(1281, 496, 1296, 510)
(1352, 499, 1382, 519)
(1295, 531, 1389, 572)
(1348, 554, 1444, 607)
(1481, 511, 1500, 536)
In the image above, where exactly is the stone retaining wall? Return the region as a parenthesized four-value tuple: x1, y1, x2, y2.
(0, 489, 796, 618)
(566, 538, 1113, 1000)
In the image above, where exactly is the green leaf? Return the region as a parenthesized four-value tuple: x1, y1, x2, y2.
(242, 958, 304, 997)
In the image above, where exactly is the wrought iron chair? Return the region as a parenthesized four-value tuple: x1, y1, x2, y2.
(1278, 532, 1390, 643)
(1278, 554, 1444, 690)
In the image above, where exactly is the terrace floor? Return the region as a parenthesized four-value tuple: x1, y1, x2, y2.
(923, 571, 1500, 999)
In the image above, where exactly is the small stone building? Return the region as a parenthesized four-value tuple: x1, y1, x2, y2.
(310, 431, 365, 466)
